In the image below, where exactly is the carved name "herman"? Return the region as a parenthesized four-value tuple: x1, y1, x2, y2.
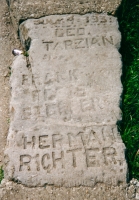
(5, 13, 127, 187)
(20, 130, 119, 172)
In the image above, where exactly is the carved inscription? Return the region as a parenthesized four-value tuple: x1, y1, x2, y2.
(42, 36, 114, 51)
(20, 70, 119, 123)
(19, 155, 31, 171)
(36, 14, 118, 52)
(34, 14, 115, 26)
(6, 14, 127, 187)
(19, 127, 123, 172)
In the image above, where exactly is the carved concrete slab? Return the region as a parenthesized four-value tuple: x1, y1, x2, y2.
(5, 13, 127, 187)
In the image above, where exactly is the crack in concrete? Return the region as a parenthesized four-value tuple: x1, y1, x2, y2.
(25, 56, 40, 119)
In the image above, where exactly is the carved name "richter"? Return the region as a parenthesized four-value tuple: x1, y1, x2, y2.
(5, 13, 127, 187)
(19, 129, 120, 172)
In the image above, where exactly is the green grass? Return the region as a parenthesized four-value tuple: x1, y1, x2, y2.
(0, 166, 4, 183)
(118, 0, 139, 180)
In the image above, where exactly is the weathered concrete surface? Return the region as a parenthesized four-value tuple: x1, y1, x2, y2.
(0, 0, 21, 168)
(7, 0, 122, 32)
(0, 0, 11, 167)
(1, 178, 139, 200)
(4, 13, 127, 187)
(0, 179, 128, 200)
(2, 178, 139, 200)
(0, 0, 135, 199)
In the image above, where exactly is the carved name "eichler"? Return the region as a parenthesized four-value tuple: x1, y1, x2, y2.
(5, 13, 127, 187)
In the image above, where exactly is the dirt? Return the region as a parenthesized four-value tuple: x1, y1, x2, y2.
(0, 0, 17, 168)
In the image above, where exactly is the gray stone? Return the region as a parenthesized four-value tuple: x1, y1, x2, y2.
(5, 13, 127, 187)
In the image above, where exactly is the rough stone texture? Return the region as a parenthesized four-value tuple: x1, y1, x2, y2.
(0, 0, 21, 169)
(0, 0, 137, 199)
(0, 179, 128, 200)
(4, 13, 127, 187)
(0, 0, 11, 167)
(1, 178, 139, 200)
(7, 0, 122, 32)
